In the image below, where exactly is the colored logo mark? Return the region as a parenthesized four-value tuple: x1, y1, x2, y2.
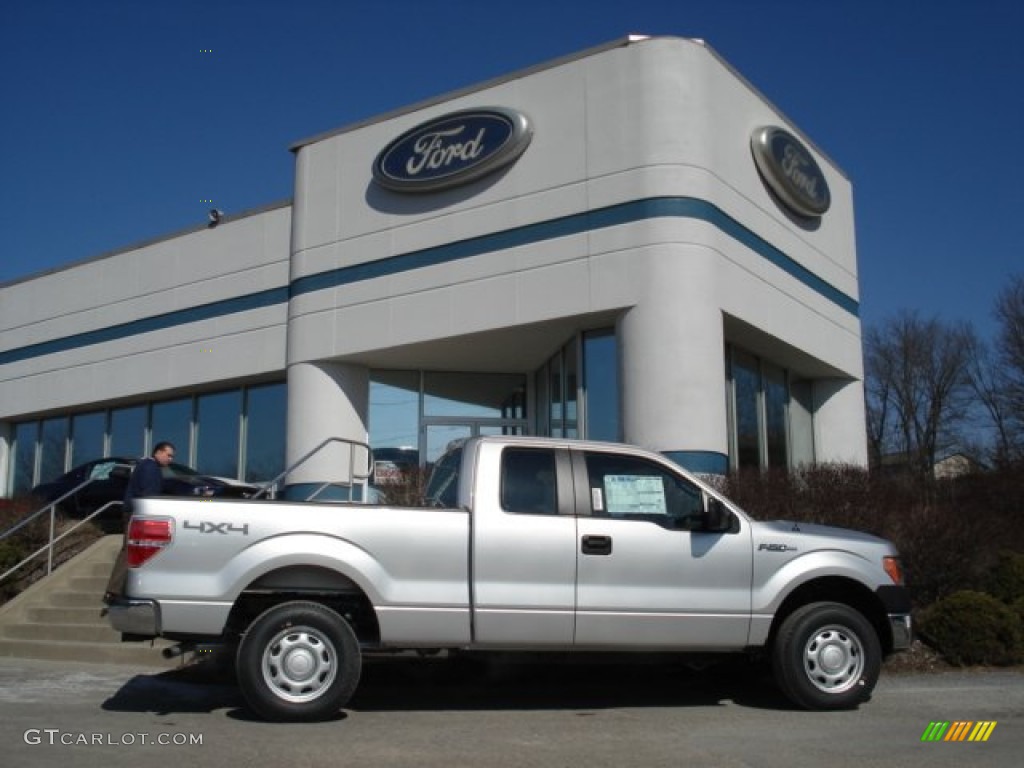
(921, 721, 997, 742)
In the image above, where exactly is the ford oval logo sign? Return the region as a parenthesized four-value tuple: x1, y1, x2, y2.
(373, 108, 532, 193)
(751, 126, 831, 217)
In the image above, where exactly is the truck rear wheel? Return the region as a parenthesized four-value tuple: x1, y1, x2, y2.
(237, 601, 361, 722)
(771, 601, 880, 711)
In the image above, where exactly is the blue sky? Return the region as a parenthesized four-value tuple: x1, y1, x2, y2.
(1, 0, 1021, 342)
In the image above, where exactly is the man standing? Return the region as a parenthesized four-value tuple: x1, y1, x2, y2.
(122, 441, 176, 517)
(104, 441, 176, 605)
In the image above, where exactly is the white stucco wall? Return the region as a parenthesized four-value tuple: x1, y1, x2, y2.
(0, 204, 291, 420)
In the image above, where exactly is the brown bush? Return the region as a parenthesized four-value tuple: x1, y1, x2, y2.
(719, 463, 1024, 608)
(0, 496, 102, 603)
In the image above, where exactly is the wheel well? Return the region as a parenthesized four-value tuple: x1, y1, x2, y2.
(225, 566, 381, 646)
(768, 577, 892, 654)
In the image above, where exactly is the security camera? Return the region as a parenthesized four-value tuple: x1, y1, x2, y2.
(208, 209, 224, 227)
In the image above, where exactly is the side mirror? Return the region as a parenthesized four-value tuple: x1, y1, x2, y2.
(701, 497, 733, 533)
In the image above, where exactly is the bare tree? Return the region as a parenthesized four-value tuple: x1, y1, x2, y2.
(864, 311, 976, 476)
(993, 274, 1024, 459)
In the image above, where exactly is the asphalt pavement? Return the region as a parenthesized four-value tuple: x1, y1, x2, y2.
(0, 654, 1021, 768)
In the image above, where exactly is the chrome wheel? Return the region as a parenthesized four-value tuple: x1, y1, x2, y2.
(261, 625, 338, 703)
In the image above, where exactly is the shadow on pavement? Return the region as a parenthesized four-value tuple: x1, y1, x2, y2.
(101, 653, 793, 718)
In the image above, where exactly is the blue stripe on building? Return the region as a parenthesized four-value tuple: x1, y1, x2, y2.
(0, 196, 858, 366)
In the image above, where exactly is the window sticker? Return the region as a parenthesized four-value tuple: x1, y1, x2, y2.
(89, 462, 116, 480)
(603, 475, 666, 515)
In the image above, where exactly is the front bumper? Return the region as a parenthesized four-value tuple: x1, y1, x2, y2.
(889, 613, 913, 651)
(107, 598, 161, 637)
(876, 585, 913, 651)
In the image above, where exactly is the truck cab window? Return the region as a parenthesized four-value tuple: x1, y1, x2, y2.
(500, 448, 558, 515)
(583, 451, 703, 527)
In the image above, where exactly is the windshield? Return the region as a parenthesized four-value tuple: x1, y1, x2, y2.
(163, 462, 202, 479)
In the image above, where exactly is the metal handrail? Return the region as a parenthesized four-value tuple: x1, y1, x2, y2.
(252, 436, 373, 501)
(0, 499, 122, 584)
(0, 475, 98, 544)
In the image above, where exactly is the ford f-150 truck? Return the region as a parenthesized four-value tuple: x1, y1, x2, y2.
(107, 436, 911, 721)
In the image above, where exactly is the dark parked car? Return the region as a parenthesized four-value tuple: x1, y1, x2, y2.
(31, 457, 260, 520)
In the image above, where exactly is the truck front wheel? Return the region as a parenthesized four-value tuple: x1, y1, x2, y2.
(771, 601, 880, 710)
(237, 601, 362, 721)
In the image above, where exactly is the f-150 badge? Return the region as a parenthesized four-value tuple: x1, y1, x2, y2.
(758, 542, 797, 553)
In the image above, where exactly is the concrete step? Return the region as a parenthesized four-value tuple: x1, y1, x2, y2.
(2, 621, 122, 643)
(0, 534, 174, 667)
(0, 638, 180, 667)
(68, 575, 112, 593)
(83, 560, 119, 578)
(46, 590, 106, 608)
(26, 606, 109, 625)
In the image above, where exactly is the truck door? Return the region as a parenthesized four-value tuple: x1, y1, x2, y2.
(471, 443, 578, 646)
(572, 448, 753, 649)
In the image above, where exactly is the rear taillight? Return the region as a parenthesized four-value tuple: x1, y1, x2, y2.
(126, 517, 173, 567)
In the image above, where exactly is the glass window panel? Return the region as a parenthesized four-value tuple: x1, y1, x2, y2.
(534, 366, 550, 436)
(549, 355, 563, 437)
(425, 424, 472, 465)
(733, 350, 761, 470)
(370, 371, 420, 451)
(40, 417, 69, 482)
(564, 338, 579, 438)
(583, 330, 620, 442)
(151, 399, 193, 466)
(71, 412, 106, 466)
(12, 422, 39, 496)
(110, 405, 147, 458)
(500, 448, 557, 515)
(196, 390, 242, 478)
(424, 372, 526, 419)
(789, 378, 815, 466)
(584, 451, 703, 526)
(245, 383, 286, 483)
(765, 365, 789, 468)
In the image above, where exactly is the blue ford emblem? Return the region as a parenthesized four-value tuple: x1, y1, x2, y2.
(373, 108, 532, 193)
(750, 126, 831, 217)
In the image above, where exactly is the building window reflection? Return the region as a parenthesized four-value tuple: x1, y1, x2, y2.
(110, 406, 146, 458)
(536, 328, 619, 441)
(725, 344, 814, 471)
(196, 391, 242, 478)
(8, 381, 287, 495)
(70, 412, 106, 467)
(244, 383, 286, 483)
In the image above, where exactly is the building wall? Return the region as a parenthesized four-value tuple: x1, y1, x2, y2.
(0, 204, 292, 420)
(0, 36, 868, 497)
(287, 36, 865, 470)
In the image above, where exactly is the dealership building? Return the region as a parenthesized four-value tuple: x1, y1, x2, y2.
(0, 36, 867, 500)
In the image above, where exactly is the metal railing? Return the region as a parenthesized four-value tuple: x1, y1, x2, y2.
(1, 438, 372, 586)
(0, 474, 123, 584)
(252, 436, 373, 502)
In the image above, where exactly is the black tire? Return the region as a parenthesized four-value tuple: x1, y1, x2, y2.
(771, 601, 880, 711)
(236, 601, 362, 722)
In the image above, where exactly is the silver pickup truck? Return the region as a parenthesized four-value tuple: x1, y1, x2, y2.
(108, 435, 911, 721)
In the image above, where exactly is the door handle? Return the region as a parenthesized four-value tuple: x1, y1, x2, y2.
(581, 534, 612, 556)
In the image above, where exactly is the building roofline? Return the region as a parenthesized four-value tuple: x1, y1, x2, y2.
(289, 35, 651, 152)
(288, 34, 846, 179)
(0, 199, 292, 290)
